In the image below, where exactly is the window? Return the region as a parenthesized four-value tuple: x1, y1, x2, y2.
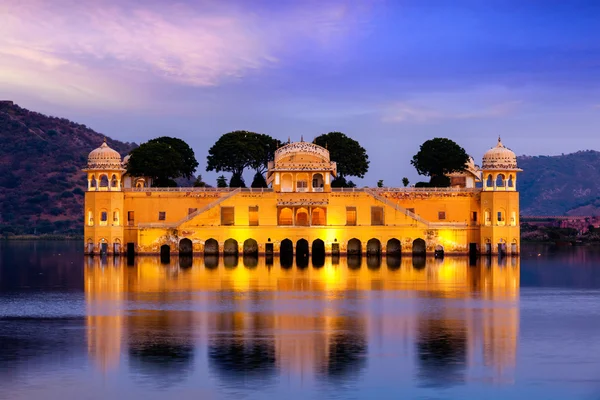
(249, 206, 259, 226)
(346, 207, 357, 226)
(158, 211, 166, 221)
(87, 210, 94, 226)
(188, 208, 197, 215)
(221, 207, 235, 226)
(371, 207, 384, 226)
(511, 211, 517, 226)
(438, 211, 446, 220)
(497, 210, 505, 226)
(484, 210, 491, 226)
(472, 211, 478, 222)
(113, 210, 120, 225)
(297, 180, 308, 192)
(311, 207, 326, 225)
(100, 211, 108, 226)
(127, 211, 135, 226)
(279, 207, 293, 225)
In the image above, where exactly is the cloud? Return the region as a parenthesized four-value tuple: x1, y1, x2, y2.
(0, 0, 377, 107)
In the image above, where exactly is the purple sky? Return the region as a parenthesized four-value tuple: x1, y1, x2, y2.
(2, 0, 600, 185)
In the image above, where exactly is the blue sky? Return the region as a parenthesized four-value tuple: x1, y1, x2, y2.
(1, 0, 599, 185)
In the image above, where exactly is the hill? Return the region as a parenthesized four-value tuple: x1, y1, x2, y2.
(518, 151, 600, 216)
(0, 101, 136, 236)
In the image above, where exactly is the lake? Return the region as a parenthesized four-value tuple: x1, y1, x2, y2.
(1, 241, 600, 399)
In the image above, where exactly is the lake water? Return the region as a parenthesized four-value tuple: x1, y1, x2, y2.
(1, 241, 600, 399)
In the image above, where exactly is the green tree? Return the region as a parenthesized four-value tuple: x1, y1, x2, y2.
(216, 175, 228, 188)
(193, 175, 207, 187)
(251, 172, 268, 188)
(229, 172, 246, 188)
(331, 177, 356, 188)
(402, 177, 410, 187)
(147, 136, 199, 179)
(377, 179, 384, 188)
(411, 138, 469, 187)
(127, 141, 186, 187)
(314, 132, 369, 181)
(207, 131, 281, 177)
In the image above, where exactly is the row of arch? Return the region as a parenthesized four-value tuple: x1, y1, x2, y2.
(170, 238, 430, 257)
(87, 208, 120, 226)
(88, 173, 121, 190)
(484, 173, 516, 190)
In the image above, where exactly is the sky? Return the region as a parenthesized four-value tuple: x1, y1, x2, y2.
(1, 0, 600, 186)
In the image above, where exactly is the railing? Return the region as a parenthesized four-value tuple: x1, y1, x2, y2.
(365, 188, 431, 226)
(371, 187, 481, 193)
(125, 187, 274, 193)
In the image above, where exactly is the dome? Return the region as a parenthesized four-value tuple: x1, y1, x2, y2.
(482, 137, 518, 170)
(87, 138, 123, 169)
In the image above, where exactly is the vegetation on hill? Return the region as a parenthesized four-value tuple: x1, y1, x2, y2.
(0, 101, 135, 236)
(518, 151, 600, 216)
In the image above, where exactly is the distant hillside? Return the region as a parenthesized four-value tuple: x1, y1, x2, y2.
(0, 101, 136, 236)
(518, 151, 600, 216)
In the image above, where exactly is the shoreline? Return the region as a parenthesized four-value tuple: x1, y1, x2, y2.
(1, 234, 83, 241)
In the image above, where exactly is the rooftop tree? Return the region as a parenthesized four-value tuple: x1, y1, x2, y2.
(314, 132, 369, 187)
(410, 138, 469, 187)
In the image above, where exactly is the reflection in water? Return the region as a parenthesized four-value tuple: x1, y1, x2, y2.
(83, 254, 519, 388)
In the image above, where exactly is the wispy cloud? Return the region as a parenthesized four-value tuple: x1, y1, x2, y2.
(0, 0, 376, 107)
(382, 100, 522, 123)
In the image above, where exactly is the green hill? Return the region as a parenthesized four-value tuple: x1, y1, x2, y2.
(518, 151, 600, 216)
(0, 101, 136, 236)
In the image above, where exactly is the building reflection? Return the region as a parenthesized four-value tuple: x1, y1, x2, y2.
(84, 254, 519, 386)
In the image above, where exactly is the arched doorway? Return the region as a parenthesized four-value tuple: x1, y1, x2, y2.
(311, 207, 326, 225)
(366, 238, 381, 255)
(312, 239, 325, 268)
(347, 238, 362, 255)
(204, 238, 219, 255)
(280, 239, 293, 256)
(412, 238, 426, 256)
(278, 207, 293, 225)
(296, 208, 309, 226)
(113, 238, 121, 254)
(160, 244, 170, 263)
(281, 174, 293, 192)
(243, 239, 258, 256)
(224, 239, 238, 256)
(386, 239, 401, 256)
(296, 238, 309, 260)
(179, 238, 193, 255)
(434, 245, 444, 258)
(312, 173, 324, 191)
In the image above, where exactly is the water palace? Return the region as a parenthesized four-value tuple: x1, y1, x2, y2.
(83, 137, 521, 257)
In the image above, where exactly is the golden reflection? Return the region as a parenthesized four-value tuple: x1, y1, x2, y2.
(85, 255, 519, 383)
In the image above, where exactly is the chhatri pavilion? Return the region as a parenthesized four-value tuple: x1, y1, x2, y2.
(83, 137, 521, 256)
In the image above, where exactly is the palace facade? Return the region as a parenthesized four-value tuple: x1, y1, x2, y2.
(83, 137, 521, 256)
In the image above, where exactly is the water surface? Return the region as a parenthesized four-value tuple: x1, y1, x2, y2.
(1, 241, 600, 399)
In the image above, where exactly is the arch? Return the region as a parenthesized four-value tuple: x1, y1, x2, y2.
(366, 238, 381, 255)
(386, 238, 401, 256)
(243, 239, 258, 256)
(497, 208, 506, 226)
(484, 209, 492, 226)
(87, 209, 94, 226)
(296, 238, 309, 259)
(511, 238, 518, 254)
(434, 244, 444, 258)
(179, 238, 193, 255)
(347, 238, 362, 255)
(113, 238, 121, 254)
(510, 210, 517, 226)
(296, 173, 309, 193)
(86, 238, 94, 254)
(486, 174, 493, 188)
(160, 244, 170, 263)
(278, 207, 293, 225)
(111, 174, 118, 188)
(496, 174, 506, 188)
(311, 239, 325, 258)
(311, 239, 325, 268)
(280, 239, 293, 256)
(281, 174, 293, 192)
(224, 239, 238, 256)
(204, 238, 219, 255)
(99, 174, 109, 188)
(311, 207, 326, 225)
(412, 238, 426, 255)
(312, 173, 324, 190)
(90, 175, 97, 190)
(508, 175, 514, 188)
(135, 178, 145, 188)
(99, 209, 108, 226)
(112, 209, 120, 226)
(295, 207, 309, 226)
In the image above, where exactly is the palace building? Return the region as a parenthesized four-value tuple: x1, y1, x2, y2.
(83, 137, 521, 256)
